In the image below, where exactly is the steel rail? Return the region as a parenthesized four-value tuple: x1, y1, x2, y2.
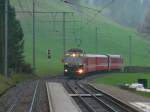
(6, 81, 42, 112)
(29, 81, 40, 112)
(86, 84, 131, 112)
(87, 84, 139, 112)
(76, 82, 117, 112)
(66, 81, 97, 112)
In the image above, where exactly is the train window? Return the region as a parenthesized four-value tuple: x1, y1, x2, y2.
(111, 58, 121, 63)
(64, 57, 82, 64)
(99, 58, 108, 63)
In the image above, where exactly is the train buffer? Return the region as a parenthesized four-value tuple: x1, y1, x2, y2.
(46, 82, 82, 112)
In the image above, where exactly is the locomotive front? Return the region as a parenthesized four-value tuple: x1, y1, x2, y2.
(63, 49, 85, 77)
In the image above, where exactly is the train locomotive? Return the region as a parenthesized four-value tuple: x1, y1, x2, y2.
(63, 48, 123, 77)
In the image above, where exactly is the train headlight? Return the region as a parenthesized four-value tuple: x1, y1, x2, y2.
(77, 69, 84, 74)
(72, 53, 76, 57)
(64, 69, 68, 72)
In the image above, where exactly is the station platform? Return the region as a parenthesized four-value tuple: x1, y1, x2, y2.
(46, 82, 81, 112)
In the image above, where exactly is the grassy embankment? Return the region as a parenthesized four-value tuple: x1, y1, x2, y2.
(95, 73, 150, 97)
(10, 0, 150, 75)
(0, 74, 36, 95)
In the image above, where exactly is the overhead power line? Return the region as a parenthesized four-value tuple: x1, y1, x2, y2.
(17, 0, 32, 15)
(87, 0, 115, 24)
(64, 0, 102, 12)
(17, 0, 24, 11)
(35, 0, 40, 7)
(64, 0, 115, 31)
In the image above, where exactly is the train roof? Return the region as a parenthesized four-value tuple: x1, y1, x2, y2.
(85, 54, 107, 58)
(83, 54, 122, 58)
(108, 55, 122, 58)
(67, 48, 84, 53)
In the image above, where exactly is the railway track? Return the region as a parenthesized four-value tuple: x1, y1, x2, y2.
(6, 81, 38, 112)
(0, 75, 140, 112)
(4, 80, 48, 112)
(65, 80, 139, 112)
(0, 75, 63, 112)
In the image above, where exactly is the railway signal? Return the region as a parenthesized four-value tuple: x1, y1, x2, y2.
(48, 49, 51, 59)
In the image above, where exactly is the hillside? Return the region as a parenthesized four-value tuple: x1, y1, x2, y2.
(80, 0, 150, 27)
(10, 0, 150, 75)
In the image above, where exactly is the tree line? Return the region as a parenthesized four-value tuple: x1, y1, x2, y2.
(0, 0, 32, 75)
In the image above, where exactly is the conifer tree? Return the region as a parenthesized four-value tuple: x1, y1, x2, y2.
(0, 0, 26, 74)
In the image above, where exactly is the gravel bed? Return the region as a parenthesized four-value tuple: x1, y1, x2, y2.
(0, 80, 49, 112)
(73, 97, 90, 112)
(77, 73, 150, 112)
(0, 82, 27, 112)
(92, 83, 150, 103)
(82, 73, 150, 102)
(0, 75, 64, 112)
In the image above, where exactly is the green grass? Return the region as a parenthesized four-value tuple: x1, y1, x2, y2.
(0, 75, 13, 94)
(134, 91, 150, 97)
(95, 73, 150, 97)
(9, 0, 150, 75)
(0, 74, 36, 95)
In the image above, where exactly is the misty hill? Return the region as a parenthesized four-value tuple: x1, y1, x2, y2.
(79, 0, 150, 27)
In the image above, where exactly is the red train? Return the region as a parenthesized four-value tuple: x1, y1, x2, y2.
(63, 48, 123, 77)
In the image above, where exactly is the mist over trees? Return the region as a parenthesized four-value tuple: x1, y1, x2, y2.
(79, 0, 150, 28)
(140, 10, 150, 38)
(108, 0, 143, 27)
(0, 0, 31, 74)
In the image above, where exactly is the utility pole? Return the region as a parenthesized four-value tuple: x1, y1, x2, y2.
(32, 0, 36, 74)
(5, 0, 8, 78)
(41, 12, 76, 55)
(12, 10, 74, 71)
(129, 35, 132, 66)
(62, 12, 66, 55)
(95, 27, 98, 53)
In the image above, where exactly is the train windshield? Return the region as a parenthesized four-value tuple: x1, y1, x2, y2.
(64, 57, 82, 65)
